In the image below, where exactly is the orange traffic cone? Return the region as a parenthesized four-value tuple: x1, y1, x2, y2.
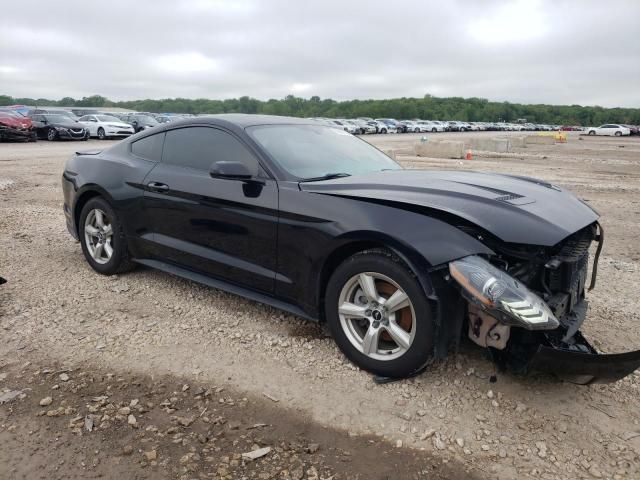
(465, 150, 473, 160)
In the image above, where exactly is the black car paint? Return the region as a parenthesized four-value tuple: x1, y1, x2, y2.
(61, 115, 640, 382)
(31, 115, 87, 140)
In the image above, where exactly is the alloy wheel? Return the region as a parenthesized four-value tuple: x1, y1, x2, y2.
(47, 129, 56, 141)
(338, 272, 416, 361)
(84, 208, 114, 265)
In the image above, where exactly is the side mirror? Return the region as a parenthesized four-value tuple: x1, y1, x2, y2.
(210, 161, 254, 180)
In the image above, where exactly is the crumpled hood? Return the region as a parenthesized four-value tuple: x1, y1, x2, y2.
(300, 170, 599, 246)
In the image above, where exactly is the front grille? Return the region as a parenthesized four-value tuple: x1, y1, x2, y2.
(544, 226, 595, 324)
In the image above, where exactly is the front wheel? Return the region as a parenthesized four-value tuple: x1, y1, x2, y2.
(432, 128, 437, 133)
(79, 197, 136, 275)
(47, 128, 57, 141)
(97, 127, 106, 140)
(381, 128, 387, 134)
(325, 249, 434, 378)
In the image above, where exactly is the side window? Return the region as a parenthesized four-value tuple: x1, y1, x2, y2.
(162, 127, 260, 174)
(131, 133, 165, 162)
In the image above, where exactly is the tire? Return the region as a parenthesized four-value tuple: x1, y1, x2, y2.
(588, 130, 595, 135)
(79, 197, 136, 275)
(414, 128, 420, 133)
(97, 127, 106, 140)
(432, 128, 437, 133)
(47, 128, 57, 141)
(325, 249, 434, 378)
(460, 127, 466, 132)
(381, 128, 387, 134)
(615, 131, 622, 136)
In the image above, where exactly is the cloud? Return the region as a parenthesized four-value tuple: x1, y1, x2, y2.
(1, 0, 639, 107)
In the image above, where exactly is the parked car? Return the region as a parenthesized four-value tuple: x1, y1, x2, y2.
(123, 114, 159, 133)
(0, 110, 36, 142)
(61, 114, 640, 383)
(29, 108, 80, 121)
(586, 124, 631, 136)
(375, 119, 399, 134)
(399, 121, 421, 133)
(326, 119, 357, 134)
(30, 113, 89, 141)
(621, 125, 639, 135)
(78, 115, 135, 139)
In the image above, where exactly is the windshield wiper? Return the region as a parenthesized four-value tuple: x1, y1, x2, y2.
(299, 172, 352, 182)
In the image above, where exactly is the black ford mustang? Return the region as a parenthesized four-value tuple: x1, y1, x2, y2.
(61, 115, 640, 383)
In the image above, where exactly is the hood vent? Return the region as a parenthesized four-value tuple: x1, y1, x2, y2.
(494, 193, 535, 206)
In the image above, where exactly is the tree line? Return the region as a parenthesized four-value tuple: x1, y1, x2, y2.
(2, 93, 639, 125)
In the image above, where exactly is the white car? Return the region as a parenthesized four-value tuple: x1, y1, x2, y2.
(586, 124, 630, 136)
(78, 115, 135, 139)
(416, 121, 442, 133)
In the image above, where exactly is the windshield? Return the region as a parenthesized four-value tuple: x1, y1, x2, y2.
(248, 124, 401, 179)
(96, 115, 119, 122)
(136, 115, 158, 125)
(43, 114, 73, 123)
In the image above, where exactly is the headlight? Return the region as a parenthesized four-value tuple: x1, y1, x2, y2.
(449, 255, 559, 330)
(55, 126, 67, 131)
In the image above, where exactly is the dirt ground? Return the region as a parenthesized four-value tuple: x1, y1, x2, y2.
(1, 131, 639, 480)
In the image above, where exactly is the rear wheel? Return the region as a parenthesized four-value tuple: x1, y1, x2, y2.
(615, 131, 622, 136)
(325, 249, 434, 378)
(381, 128, 387, 134)
(588, 130, 596, 135)
(79, 197, 136, 275)
(432, 128, 437, 133)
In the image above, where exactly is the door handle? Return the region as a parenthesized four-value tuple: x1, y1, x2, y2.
(147, 181, 170, 193)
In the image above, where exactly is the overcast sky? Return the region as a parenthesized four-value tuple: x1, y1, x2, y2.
(1, 0, 639, 107)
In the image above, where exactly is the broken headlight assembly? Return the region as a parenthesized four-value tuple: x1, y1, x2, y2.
(449, 255, 559, 331)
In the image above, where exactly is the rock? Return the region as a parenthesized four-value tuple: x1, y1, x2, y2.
(588, 466, 603, 478)
(39, 396, 53, 407)
(118, 406, 131, 416)
(396, 440, 403, 448)
(123, 445, 134, 455)
(84, 416, 94, 432)
(0, 390, 23, 404)
(306, 443, 320, 453)
(456, 438, 465, 448)
(515, 403, 527, 413)
(143, 450, 157, 461)
(487, 390, 494, 399)
(127, 414, 137, 427)
(59, 373, 70, 382)
(420, 429, 436, 441)
(177, 416, 195, 427)
(241, 446, 271, 461)
(417, 409, 427, 417)
(433, 434, 446, 450)
(536, 441, 547, 458)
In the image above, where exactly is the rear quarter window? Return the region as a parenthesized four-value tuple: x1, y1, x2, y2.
(131, 133, 165, 162)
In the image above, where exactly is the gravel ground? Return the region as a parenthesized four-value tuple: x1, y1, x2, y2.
(1, 132, 640, 479)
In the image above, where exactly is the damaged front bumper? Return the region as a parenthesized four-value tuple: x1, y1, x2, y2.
(527, 331, 640, 384)
(448, 242, 640, 384)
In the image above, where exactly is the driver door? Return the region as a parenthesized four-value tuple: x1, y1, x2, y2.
(141, 126, 279, 293)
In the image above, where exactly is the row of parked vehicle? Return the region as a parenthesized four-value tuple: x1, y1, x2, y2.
(1, 105, 638, 141)
(309, 117, 569, 135)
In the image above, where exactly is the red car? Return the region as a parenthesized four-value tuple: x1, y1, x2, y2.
(0, 110, 37, 142)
